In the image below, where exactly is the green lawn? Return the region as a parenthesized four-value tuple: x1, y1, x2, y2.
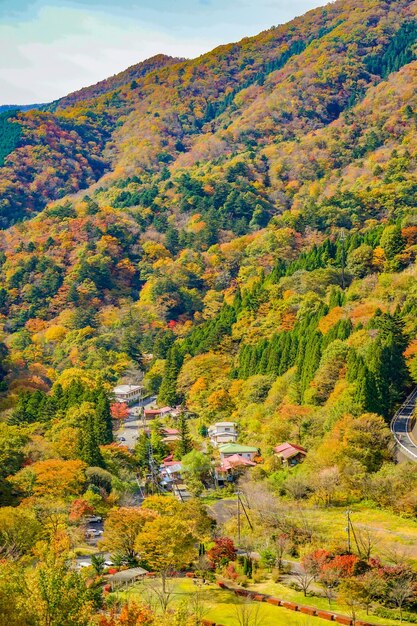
(113, 577, 332, 625)
(247, 578, 408, 626)
(208, 497, 417, 565)
(115, 575, 417, 626)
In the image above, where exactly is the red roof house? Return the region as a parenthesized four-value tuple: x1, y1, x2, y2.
(274, 442, 307, 466)
(219, 454, 257, 472)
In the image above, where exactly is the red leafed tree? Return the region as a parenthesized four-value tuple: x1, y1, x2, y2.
(322, 554, 359, 578)
(302, 549, 332, 578)
(207, 537, 237, 567)
(69, 498, 94, 522)
(110, 402, 129, 420)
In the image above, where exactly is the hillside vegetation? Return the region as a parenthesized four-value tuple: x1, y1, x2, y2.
(1, 0, 417, 624)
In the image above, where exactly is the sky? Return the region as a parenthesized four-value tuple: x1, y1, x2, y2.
(0, 0, 325, 105)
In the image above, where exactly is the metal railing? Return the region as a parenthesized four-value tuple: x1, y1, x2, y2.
(390, 388, 417, 461)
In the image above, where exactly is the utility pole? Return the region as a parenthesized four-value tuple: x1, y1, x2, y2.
(237, 490, 241, 545)
(138, 384, 142, 442)
(236, 490, 253, 546)
(140, 387, 160, 496)
(346, 509, 352, 554)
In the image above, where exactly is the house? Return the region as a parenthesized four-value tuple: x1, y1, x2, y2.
(208, 422, 238, 446)
(143, 406, 173, 419)
(215, 454, 256, 485)
(143, 427, 180, 445)
(218, 443, 259, 462)
(159, 457, 191, 500)
(113, 384, 143, 404)
(161, 427, 180, 446)
(274, 442, 307, 466)
(160, 461, 183, 487)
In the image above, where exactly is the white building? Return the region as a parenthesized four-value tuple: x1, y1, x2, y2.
(113, 384, 143, 404)
(208, 421, 238, 446)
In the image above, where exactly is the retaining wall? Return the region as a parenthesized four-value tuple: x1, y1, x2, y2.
(210, 581, 380, 626)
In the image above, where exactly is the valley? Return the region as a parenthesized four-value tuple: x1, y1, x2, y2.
(1, 0, 417, 624)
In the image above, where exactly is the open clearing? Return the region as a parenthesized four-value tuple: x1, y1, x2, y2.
(114, 576, 414, 626)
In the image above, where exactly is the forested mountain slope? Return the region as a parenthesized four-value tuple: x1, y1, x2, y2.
(2, 0, 417, 227)
(2, 2, 417, 621)
(0, 0, 416, 375)
(0, 0, 416, 498)
(48, 54, 182, 111)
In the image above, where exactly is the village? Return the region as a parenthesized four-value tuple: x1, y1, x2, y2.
(112, 383, 307, 501)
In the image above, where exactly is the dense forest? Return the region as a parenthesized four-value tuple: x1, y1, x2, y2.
(1, 0, 417, 624)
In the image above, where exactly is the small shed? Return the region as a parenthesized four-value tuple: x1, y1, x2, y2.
(105, 567, 148, 590)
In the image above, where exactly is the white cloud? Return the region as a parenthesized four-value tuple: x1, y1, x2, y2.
(0, 5, 220, 102)
(0, 0, 324, 103)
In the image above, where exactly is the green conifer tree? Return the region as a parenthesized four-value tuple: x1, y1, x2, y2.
(94, 391, 113, 445)
(79, 414, 105, 468)
(175, 413, 193, 459)
(158, 344, 183, 406)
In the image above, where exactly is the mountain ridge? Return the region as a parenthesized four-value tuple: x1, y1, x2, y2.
(2, 0, 417, 227)
(0, 0, 416, 407)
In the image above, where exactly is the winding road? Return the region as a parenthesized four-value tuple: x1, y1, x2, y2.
(115, 395, 157, 450)
(391, 388, 417, 461)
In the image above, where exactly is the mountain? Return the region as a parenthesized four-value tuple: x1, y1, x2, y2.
(47, 53, 183, 110)
(0, 0, 416, 420)
(2, 3, 417, 620)
(0, 104, 45, 113)
(2, 0, 417, 228)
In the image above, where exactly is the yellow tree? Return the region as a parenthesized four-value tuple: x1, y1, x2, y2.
(27, 534, 98, 626)
(10, 459, 87, 499)
(142, 495, 212, 540)
(0, 506, 41, 559)
(100, 507, 157, 563)
(135, 516, 197, 593)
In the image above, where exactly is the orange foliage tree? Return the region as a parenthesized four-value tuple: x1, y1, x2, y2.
(110, 403, 130, 420)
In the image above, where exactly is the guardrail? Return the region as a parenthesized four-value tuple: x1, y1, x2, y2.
(390, 388, 417, 461)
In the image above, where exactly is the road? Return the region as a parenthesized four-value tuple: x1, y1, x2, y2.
(115, 395, 157, 450)
(391, 387, 417, 461)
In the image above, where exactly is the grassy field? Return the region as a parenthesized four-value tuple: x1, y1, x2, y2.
(112, 576, 417, 626)
(114, 577, 334, 625)
(210, 496, 417, 564)
(107, 500, 417, 625)
(247, 577, 408, 626)
(305, 504, 417, 563)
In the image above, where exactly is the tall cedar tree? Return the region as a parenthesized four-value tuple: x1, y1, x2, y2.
(79, 414, 105, 468)
(175, 413, 193, 459)
(94, 391, 113, 445)
(158, 344, 183, 406)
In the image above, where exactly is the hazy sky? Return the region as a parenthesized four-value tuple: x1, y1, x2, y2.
(0, 0, 325, 104)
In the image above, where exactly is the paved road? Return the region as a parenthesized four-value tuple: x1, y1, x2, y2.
(391, 388, 417, 461)
(115, 396, 157, 450)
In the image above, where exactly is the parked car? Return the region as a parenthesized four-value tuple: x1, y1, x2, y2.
(85, 515, 102, 523)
